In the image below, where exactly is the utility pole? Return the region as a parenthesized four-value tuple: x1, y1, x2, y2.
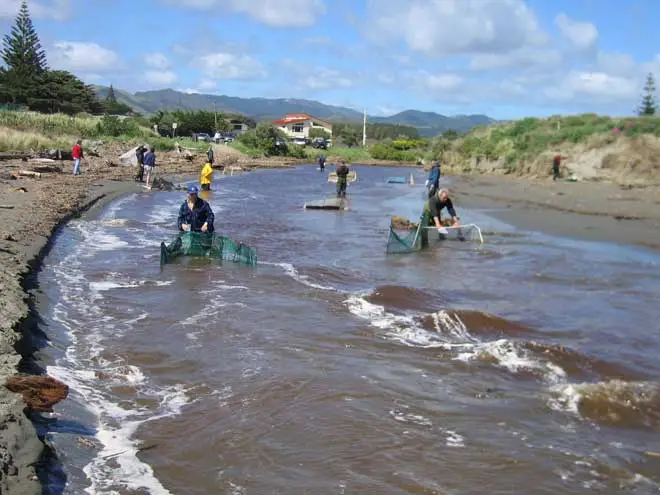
(362, 108, 367, 147)
(213, 102, 217, 131)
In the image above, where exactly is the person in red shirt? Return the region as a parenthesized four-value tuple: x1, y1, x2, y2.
(72, 139, 83, 175)
(552, 154, 561, 181)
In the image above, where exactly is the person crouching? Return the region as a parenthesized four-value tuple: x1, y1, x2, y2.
(178, 185, 215, 233)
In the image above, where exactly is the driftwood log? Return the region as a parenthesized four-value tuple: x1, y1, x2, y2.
(18, 170, 41, 178)
(0, 152, 30, 161)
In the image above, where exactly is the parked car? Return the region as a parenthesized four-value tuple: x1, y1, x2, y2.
(291, 137, 307, 146)
(311, 137, 328, 150)
(197, 132, 211, 142)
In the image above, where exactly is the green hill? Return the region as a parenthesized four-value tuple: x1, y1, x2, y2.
(91, 86, 494, 136)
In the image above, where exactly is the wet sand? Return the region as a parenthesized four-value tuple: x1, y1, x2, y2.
(0, 156, 659, 492)
(453, 175, 660, 251)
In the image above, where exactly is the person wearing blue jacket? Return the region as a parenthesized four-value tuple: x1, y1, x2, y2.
(425, 160, 441, 197)
(178, 185, 215, 233)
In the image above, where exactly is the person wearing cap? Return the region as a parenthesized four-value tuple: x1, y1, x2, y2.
(177, 185, 215, 233)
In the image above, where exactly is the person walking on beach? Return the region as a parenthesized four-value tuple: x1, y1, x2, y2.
(425, 159, 440, 197)
(143, 146, 156, 189)
(135, 144, 146, 182)
(207, 146, 214, 165)
(72, 139, 83, 176)
(336, 160, 349, 198)
(552, 154, 561, 181)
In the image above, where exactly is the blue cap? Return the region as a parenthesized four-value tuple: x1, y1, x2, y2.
(188, 185, 199, 194)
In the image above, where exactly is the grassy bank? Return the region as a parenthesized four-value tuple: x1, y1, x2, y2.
(433, 114, 660, 182)
(0, 110, 209, 152)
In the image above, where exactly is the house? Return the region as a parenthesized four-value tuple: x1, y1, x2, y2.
(228, 119, 250, 134)
(272, 113, 333, 139)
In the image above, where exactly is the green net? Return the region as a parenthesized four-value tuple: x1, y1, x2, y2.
(385, 209, 430, 254)
(160, 232, 258, 266)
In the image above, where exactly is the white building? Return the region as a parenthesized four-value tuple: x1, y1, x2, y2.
(272, 113, 333, 139)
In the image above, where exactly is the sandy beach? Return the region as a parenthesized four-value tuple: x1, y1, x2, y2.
(0, 151, 659, 492)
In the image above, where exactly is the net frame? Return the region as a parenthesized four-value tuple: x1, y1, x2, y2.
(160, 232, 258, 266)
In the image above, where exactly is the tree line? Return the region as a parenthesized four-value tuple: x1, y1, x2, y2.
(0, 1, 116, 115)
(148, 110, 257, 137)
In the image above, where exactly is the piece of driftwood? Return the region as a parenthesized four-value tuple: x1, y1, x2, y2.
(29, 158, 56, 163)
(18, 170, 41, 178)
(0, 205, 14, 209)
(0, 152, 30, 161)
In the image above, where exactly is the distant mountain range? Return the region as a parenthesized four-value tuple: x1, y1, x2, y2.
(93, 86, 494, 137)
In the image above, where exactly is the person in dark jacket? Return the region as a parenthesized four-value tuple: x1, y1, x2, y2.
(143, 146, 156, 188)
(336, 160, 349, 198)
(427, 188, 460, 233)
(318, 155, 326, 171)
(425, 160, 441, 197)
(135, 145, 146, 182)
(207, 146, 214, 165)
(178, 185, 215, 233)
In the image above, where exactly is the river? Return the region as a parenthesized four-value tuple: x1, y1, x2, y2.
(34, 165, 660, 494)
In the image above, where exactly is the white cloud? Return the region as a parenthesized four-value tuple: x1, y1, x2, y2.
(164, 0, 326, 27)
(198, 79, 217, 91)
(555, 13, 598, 50)
(365, 0, 545, 57)
(144, 52, 172, 71)
(278, 59, 358, 90)
(409, 72, 463, 91)
(470, 48, 563, 71)
(143, 70, 177, 86)
(49, 41, 120, 72)
(194, 52, 266, 80)
(544, 71, 639, 102)
(0, 0, 71, 20)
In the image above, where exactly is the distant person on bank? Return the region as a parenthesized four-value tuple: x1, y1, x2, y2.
(207, 146, 214, 165)
(135, 144, 146, 182)
(143, 146, 156, 188)
(318, 155, 326, 171)
(72, 139, 83, 176)
(552, 154, 562, 181)
(200, 160, 213, 191)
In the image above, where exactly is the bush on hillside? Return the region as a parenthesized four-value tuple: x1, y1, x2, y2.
(369, 143, 417, 161)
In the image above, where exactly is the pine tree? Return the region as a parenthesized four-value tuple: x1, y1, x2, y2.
(638, 73, 657, 116)
(105, 84, 117, 103)
(1, 0, 48, 74)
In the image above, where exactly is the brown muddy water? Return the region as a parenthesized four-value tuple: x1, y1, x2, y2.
(34, 165, 660, 494)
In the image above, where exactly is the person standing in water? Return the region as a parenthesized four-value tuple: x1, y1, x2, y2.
(335, 160, 349, 198)
(178, 185, 215, 233)
(207, 145, 214, 165)
(427, 188, 460, 231)
(318, 155, 326, 171)
(200, 159, 213, 191)
(425, 160, 440, 197)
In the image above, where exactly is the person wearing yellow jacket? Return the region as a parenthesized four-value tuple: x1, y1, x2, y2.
(200, 161, 213, 191)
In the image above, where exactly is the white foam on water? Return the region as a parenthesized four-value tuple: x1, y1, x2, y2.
(262, 261, 340, 291)
(45, 216, 195, 494)
(444, 430, 465, 448)
(389, 409, 433, 427)
(344, 290, 568, 383)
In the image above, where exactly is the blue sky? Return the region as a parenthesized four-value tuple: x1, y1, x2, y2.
(1, 0, 659, 119)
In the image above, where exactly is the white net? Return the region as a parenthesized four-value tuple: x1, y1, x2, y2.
(423, 224, 484, 244)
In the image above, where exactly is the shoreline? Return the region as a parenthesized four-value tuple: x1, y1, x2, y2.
(1, 154, 659, 492)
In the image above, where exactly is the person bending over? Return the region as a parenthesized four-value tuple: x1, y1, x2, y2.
(428, 188, 460, 233)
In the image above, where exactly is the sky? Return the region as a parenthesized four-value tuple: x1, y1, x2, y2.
(0, 0, 659, 119)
